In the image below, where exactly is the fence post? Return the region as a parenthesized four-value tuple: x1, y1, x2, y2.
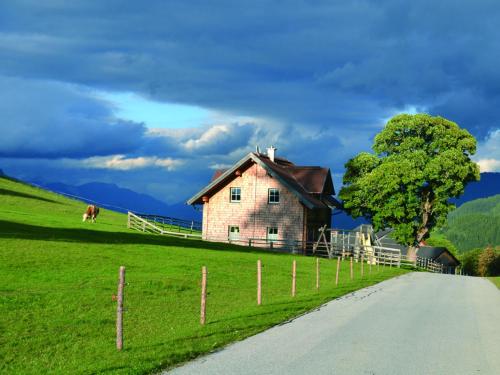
(350, 257, 353, 280)
(200, 266, 207, 325)
(361, 255, 364, 278)
(292, 260, 296, 297)
(257, 260, 262, 305)
(127, 213, 131, 229)
(369, 255, 372, 275)
(335, 256, 340, 286)
(316, 258, 320, 290)
(116, 266, 125, 351)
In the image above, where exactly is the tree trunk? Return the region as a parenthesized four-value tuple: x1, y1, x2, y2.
(417, 191, 432, 244)
(407, 245, 417, 265)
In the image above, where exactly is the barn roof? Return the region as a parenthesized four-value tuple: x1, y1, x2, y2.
(417, 246, 461, 266)
(187, 152, 338, 209)
(374, 229, 460, 266)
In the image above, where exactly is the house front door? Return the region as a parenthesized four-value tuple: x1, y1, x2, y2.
(228, 226, 240, 241)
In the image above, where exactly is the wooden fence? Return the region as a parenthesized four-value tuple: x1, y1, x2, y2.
(126, 213, 452, 274)
(127, 212, 202, 239)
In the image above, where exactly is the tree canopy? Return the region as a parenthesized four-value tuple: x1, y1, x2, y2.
(339, 113, 480, 247)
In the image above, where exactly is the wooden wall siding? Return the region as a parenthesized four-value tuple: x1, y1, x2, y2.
(202, 162, 305, 242)
(305, 208, 331, 241)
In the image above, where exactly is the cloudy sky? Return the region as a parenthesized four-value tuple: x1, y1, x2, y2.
(1, 1, 499, 203)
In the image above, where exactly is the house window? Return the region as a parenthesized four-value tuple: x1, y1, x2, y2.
(267, 227, 278, 242)
(228, 225, 240, 240)
(268, 188, 280, 204)
(230, 187, 241, 202)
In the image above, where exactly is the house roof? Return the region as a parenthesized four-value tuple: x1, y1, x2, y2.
(187, 152, 337, 209)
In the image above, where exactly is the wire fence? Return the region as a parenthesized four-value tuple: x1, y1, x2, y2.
(112, 257, 404, 350)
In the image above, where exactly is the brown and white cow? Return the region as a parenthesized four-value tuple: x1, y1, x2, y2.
(82, 205, 100, 223)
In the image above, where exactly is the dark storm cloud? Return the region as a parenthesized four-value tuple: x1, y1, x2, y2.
(1, 0, 499, 202)
(0, 76, 257, 160)
(0, 76, 148, 158)
(1, 0, 499, 138)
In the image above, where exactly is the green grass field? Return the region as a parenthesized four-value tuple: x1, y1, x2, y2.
(0, 176, 409, 374)
(488, 277, 500, 289)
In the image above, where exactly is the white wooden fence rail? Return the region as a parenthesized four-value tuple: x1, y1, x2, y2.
(127, 211, 202, 239)
(127, 213, 450, 274)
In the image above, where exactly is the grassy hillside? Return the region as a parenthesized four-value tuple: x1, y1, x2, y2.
(438, 195, 500, 253)
(0, 176, 408, 374)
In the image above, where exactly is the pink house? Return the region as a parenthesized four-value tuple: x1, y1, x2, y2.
(187, 147, 338, 249)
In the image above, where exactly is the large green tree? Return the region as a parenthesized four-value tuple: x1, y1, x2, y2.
(339, 114, 480, 257)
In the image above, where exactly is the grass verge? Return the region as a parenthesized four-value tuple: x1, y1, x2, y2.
(487, 276, 500, 289)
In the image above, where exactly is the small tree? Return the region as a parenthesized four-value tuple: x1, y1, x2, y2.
(339, 114, 480, 258)
(460, 249, 482, 276)
(478, 246, 500, 276)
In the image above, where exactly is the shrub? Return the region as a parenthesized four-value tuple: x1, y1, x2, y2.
(459, 248, 482, 276)
(477, 246, 500, 276)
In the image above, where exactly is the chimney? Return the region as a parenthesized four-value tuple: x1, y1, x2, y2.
(267, 145, 277, 162)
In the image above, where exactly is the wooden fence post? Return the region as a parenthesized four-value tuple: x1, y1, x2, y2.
(200, 266, 207, 325)
(292, 260, 296, 297)
(116, 266, 125, 351)
(350, 257, 353, 280)
(369, 255, 372, 275)
(361, 255, 364, 278)
(335, 256, 340, 286)
(316, 258, 320, 290)
(257, 260, 262, 305)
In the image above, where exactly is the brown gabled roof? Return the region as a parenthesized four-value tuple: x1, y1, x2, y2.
(187, 152, 336, 209)
(289, 167, 334, 194)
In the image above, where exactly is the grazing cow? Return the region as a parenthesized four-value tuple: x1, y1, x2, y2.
(82, 205, 100, 223)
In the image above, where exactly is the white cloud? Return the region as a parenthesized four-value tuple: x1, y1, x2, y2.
(184, 124, 231, 151)
(476, 158, 500, 172)
(77, 155, 184, 171)
(473, 129, 500, 172)
(209, 163, 233, 170)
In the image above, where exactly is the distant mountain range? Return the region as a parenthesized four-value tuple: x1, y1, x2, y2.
(34, 181, 202, 222)
(16, 171, 500, 229)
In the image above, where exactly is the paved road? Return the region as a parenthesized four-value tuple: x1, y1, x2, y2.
(166, 273, 500, 375)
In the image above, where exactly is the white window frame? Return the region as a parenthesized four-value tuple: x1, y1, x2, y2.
(230, 187, 241, 203)
(268, 188, 280, 204)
